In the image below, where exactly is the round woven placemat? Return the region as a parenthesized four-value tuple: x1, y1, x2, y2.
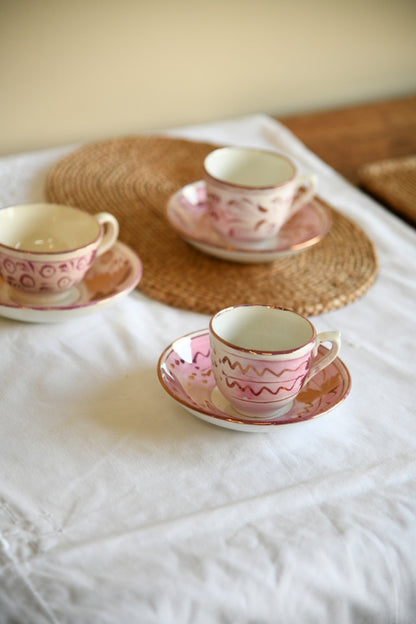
(45, 136, 378, 316)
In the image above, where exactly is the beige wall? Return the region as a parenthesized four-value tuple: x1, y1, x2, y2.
(1, 0, 416, 156)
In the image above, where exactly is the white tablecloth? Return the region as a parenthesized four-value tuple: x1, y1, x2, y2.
(0, 115, 415, 624)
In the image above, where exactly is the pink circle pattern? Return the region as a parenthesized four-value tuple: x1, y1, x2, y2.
(0, 250, 97, 294)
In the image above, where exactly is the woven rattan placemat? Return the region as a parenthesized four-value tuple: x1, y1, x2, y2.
(45, 136, 378, 316)
(358, 155, 416, 225)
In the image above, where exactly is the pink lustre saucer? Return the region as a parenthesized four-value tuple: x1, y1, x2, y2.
(166, 181, 332, 263)
(157, 329, 351, 433)
(0, 242, 142, 323)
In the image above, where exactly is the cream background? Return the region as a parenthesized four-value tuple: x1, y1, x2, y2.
(1, 0, 416, 156)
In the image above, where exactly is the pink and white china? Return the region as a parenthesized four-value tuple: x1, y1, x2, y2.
(167, 181, 331, 263)
(204, 146, 317, 243)
(157, 329, 351, 433)
(0, 241, 142, 323)
(0, 203, 119, 305)
(209, 305, 341, 419)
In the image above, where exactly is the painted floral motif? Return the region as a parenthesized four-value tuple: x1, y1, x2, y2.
(206, 188, 289, 241)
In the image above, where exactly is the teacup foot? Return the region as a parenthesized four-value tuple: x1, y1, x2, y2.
(211, 386, 294, 420)
(8, 286, 80, 307)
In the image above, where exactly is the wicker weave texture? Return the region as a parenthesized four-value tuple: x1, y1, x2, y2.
(45, 136, 379, 316)
(359, 155, 416, 225)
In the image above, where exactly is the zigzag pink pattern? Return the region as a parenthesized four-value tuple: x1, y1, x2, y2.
(191, 350, 210, 364)
(225, 375, 304, 396)
(220, 356, 307, 378)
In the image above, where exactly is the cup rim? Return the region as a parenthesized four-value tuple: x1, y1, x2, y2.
(209, 304, 316, 355)
(0, 203, 102, 256)
(203, 147, 297, 190)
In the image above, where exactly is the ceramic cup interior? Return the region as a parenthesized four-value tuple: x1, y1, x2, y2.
(0, 203, 101, 252)
(211, 305, 315, 353)
(204, 147, 296, 188)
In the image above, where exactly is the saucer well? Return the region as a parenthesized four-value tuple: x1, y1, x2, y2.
(157, 329, 351, 433)
(166, 181, 332, 263)
(0, 241, 142, 323)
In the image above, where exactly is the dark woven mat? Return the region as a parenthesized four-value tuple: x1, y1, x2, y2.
(358, 154, 416, 225)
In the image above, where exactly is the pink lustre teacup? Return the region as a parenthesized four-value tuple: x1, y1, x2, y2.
(0, 203, 119, 304)
(204, 146, 317, 244)
(209, 304, 340, 418)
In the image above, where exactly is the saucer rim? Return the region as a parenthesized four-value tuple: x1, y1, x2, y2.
(157, 329, 351, 430)
(0, 241, 142, 322)
(167, 180, 332, 256)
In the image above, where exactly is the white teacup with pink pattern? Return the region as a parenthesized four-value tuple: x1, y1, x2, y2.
(0, 203, 119, 304)
(204, 147, 317, 243)
(209, 305, 340, 419)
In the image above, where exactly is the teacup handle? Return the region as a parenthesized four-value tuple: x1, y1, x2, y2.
(304, 331, 341, 384)
(289, 173, 318, 218)
(95, 212, 119, 256)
